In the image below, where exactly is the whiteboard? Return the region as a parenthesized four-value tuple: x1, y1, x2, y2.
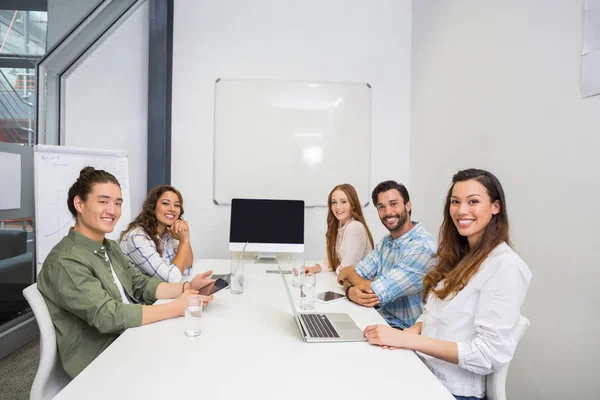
(34, 145, 131, 268)
(213, 79, 371, 206)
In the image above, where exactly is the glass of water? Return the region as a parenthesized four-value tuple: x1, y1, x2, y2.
(184, 295, 202, 337)
(292, 259, 305, 287)
(230, 261, 244, 294)
(300, 273, 316, 310)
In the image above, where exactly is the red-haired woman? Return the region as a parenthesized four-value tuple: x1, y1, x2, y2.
(305, 184, 374, 275)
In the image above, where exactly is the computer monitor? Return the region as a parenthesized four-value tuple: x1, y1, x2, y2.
(229, 198, 304, 260)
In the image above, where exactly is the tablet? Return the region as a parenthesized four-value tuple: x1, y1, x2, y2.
(315, 291, 346, 304)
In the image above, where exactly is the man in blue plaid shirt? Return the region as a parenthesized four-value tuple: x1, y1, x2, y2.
(337, 180, 437, 329)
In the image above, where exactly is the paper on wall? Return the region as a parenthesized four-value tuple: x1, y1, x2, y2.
(0, 152, 21, 210)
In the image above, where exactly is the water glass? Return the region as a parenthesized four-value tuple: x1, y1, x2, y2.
(292, 260, 305, 287)
(230, 261, 244, 294)
(184, 295, 203, 337)
(300, 274, 316, 310)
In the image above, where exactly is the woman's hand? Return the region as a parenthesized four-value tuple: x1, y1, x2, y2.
(303, 264, 321, 275)
(403, 322, 423, 335)
(167, 220, 190, 241)
(363, 324, 409, 349)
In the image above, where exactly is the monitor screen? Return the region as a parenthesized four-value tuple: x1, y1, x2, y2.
(229, 198, 304, 254)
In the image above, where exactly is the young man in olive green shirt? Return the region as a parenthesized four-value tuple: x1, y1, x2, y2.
(37, 168, 214, 378)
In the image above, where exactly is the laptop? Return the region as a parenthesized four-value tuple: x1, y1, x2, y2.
(278, 265, 366, 343)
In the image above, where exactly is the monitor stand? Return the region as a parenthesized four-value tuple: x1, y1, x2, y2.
(255, 252, 278, 264)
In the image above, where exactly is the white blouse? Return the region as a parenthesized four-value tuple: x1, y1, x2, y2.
(320, 219, 372, 274)
(416, 242, 532, 398)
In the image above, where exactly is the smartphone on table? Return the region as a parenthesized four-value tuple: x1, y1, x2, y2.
(315, 291, 346, 304)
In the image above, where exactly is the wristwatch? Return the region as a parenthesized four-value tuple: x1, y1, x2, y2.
(345, 285, 353, 300)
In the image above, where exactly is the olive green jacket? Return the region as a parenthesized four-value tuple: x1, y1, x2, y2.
(37, 228, 162, 378)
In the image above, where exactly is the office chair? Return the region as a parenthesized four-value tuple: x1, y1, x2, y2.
(486, 314, 530, 400)
(23, 284, 71, 400)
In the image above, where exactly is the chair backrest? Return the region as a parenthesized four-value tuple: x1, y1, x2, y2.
(23, 284, 71, 400)
(486, 314, 530, 400)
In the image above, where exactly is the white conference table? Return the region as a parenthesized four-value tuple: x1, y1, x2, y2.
(53, 259, 454, 400)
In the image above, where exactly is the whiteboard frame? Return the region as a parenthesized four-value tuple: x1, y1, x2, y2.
(212, 78, 372, 207)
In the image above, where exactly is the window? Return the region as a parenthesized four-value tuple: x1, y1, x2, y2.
(0, 10, 47, 145)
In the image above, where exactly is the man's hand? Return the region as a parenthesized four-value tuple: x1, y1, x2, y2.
(198, 294, 214, 306)
(348, 283, 379, 307)
(172, 291, 215, 316)
(337, 267, 350, 285)
(190, 270, 215, 295)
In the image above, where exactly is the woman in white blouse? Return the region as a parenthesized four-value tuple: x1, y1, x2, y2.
(304, 184, 374, 275)
(363, 169, 531, 400)
(119, 185, 194, 282)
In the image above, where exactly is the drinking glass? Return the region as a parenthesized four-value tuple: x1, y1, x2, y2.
(292, 259, 305, 287)
(184, 295, 203, 337)
(300, 273, 316, 310)
(230, 260, 244, 294)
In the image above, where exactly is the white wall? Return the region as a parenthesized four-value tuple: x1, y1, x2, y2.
(411, 1, 600, 398)
(63, 2, 149, 217)
(172, 0, 413, 261)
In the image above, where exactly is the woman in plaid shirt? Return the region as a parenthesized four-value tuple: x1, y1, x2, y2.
(120, 185, 194, 282)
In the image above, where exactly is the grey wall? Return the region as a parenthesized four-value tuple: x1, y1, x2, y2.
(410, 1, 600, 398)
(46, 0, 101, 48)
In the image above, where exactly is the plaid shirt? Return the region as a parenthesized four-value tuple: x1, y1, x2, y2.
(355, 222, 437, 328)
(119, 226, 191, 282)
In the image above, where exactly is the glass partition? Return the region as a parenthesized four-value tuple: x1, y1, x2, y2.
(0, 142, 35, 326)
(0, 9, 46, 145)
(36, 0, 142, 145)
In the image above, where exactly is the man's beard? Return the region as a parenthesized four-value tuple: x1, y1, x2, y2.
(381, 207, 408, 233)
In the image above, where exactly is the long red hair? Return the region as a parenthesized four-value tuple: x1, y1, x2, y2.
(326, 184, 374, 269)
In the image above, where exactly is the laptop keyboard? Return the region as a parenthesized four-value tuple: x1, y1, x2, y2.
(299, 314, 340, 338)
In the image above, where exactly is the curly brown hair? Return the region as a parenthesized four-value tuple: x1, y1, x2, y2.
(120, 185, 184, 253)
(326, 184, 374, 269)
(422, 169, 510, 302)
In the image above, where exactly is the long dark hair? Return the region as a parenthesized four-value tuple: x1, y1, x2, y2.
(67, 167, 120, 218)
(326, 184, 374, 269)
(423, 169, 510, 301)
(121, 185, 184, 253)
